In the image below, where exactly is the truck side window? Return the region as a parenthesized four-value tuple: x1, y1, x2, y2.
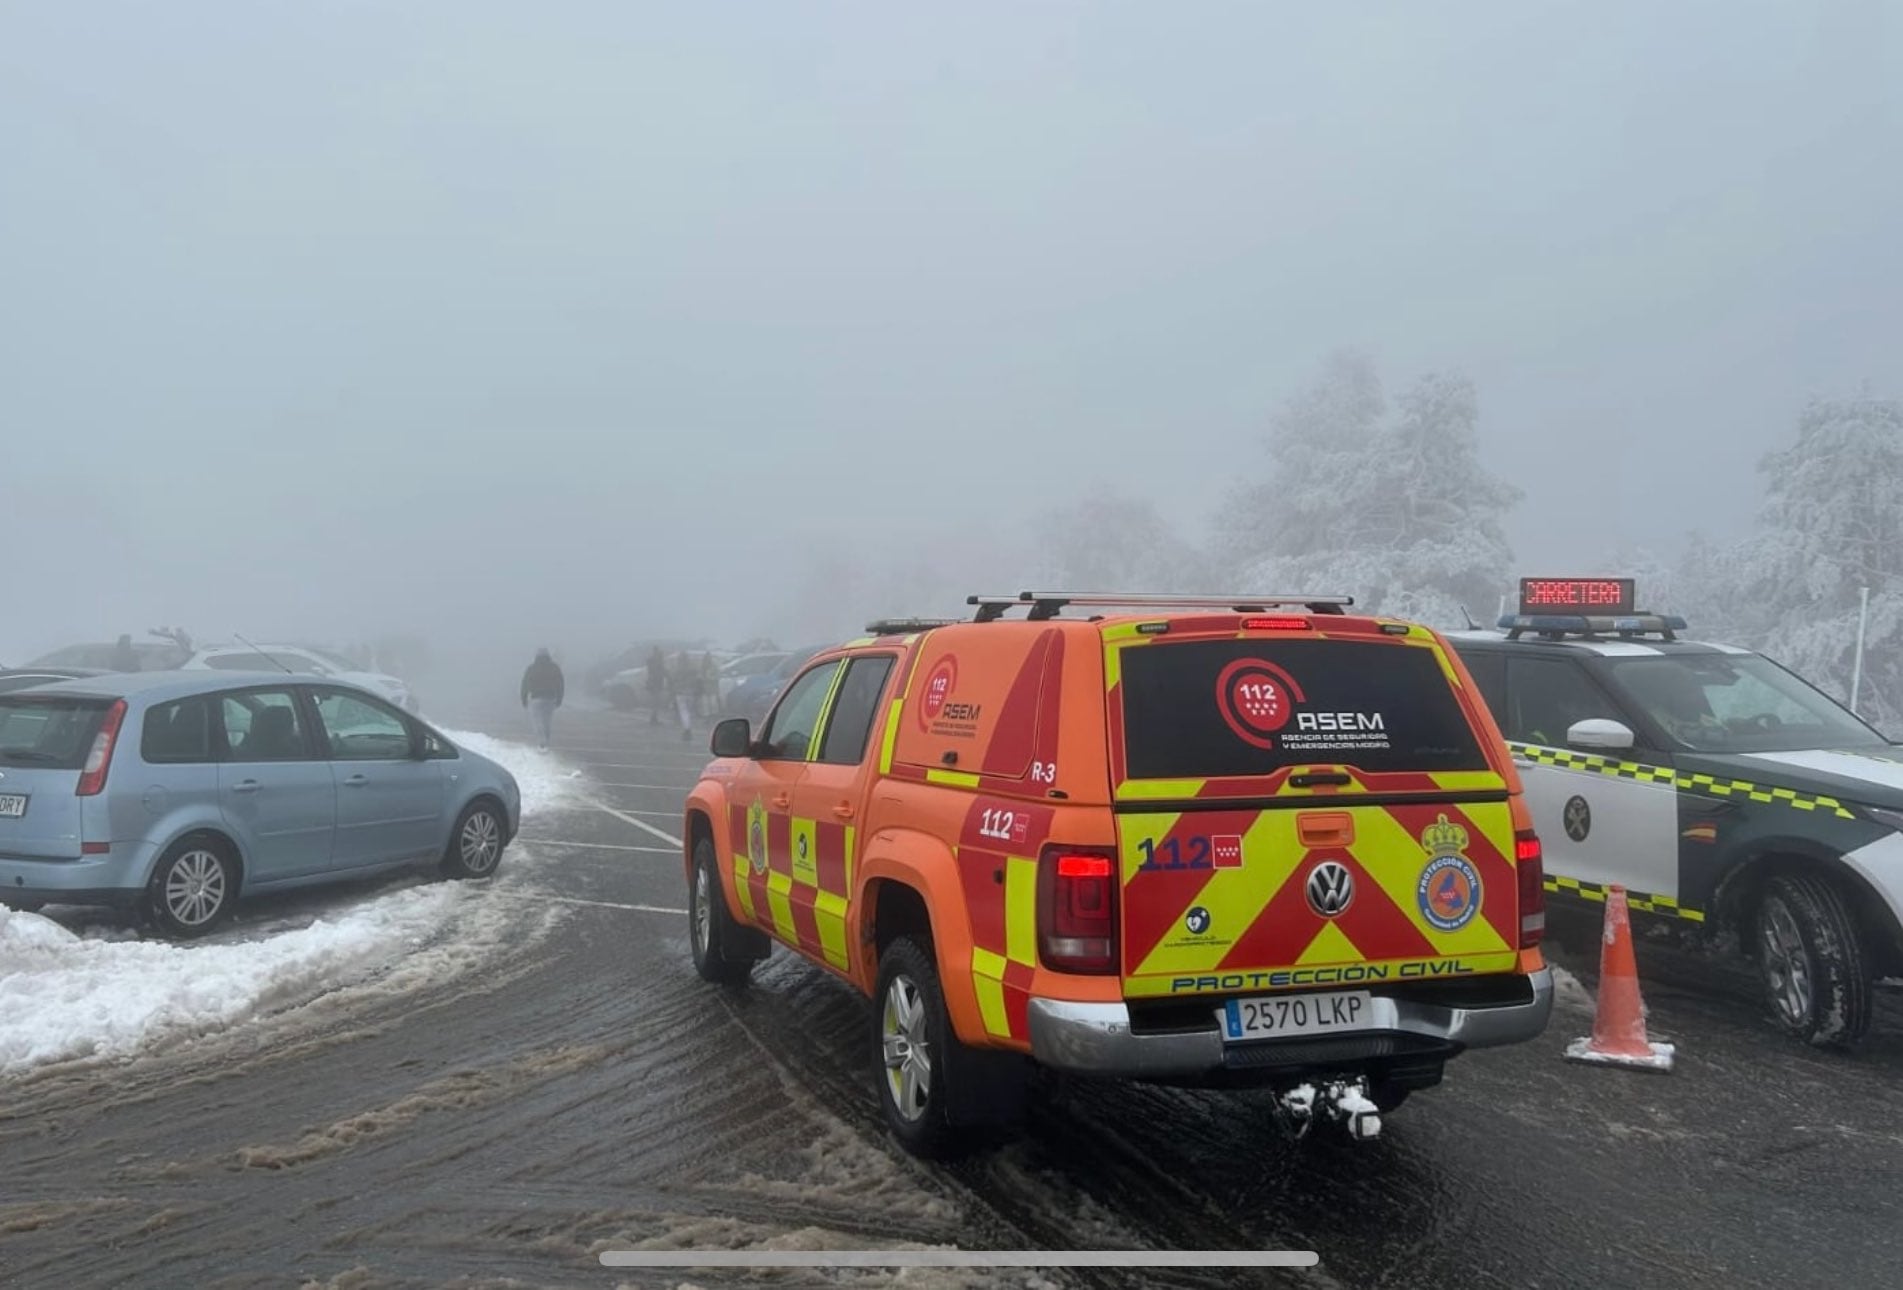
(1460, 650, 1507, 725)
(818, 656, 896, 765)
(758, 661, 842, 761)
(1505, 656, 1622, 748)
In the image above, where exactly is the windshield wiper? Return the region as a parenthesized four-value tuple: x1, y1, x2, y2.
(0, 749, 59, 763)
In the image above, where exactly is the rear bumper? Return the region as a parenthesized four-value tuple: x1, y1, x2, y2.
(1026, 968, 1554, 1082)
(0, 848, 152, 910)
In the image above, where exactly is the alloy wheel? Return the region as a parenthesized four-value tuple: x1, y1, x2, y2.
(165, 850, 226, 927)
(460, 811, 501, 873)
(1761, 896, 1814, 1027)
(693, 865, 713, 957)
(881, 974, 933, 1122)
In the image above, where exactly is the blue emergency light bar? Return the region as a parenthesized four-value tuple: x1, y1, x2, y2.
(1498, 613, 1686, 641)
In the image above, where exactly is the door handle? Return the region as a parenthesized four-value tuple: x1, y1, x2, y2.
(232, 779, 261, 794)
(1298, 811, 1354, 848)
(771, 792, 792, 810)
(343, 774, 369, 788)
(832, 803, 856, 821)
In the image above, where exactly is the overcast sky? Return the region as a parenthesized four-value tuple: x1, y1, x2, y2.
(3, 2, 1898, 667)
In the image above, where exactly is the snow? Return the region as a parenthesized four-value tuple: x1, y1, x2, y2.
(444, 727, 579, 817)
(0, 728, 567, 1078)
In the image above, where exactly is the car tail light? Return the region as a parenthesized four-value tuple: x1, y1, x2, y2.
(1037, 846, 1119, 974)
(75, 699, 127, 798)
(1242, 616, 1312, 631)
(1515, 830, 1545, 948)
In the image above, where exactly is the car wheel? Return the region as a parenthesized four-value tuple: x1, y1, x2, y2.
(871, 935, 1032, 1159)
(689, 838, 755, 987)
(1756, 871, 1872, 1047)
(147, 836, 237, 939)
(441, 799, 507, 880)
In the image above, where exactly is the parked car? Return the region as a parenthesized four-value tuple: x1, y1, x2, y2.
(28, 641, 192, 672)
(182, 643, 418, 712)
(589, 639, 720, 704)
(0, 667, 107, 696)
(600, 645, 750, 711)
(601, 665, 649, 711)
(721, 648, 824, 723)
(718, 652, 791, 703)
(1452, 589, 1903, 1047)
(0, 672, 519, 935)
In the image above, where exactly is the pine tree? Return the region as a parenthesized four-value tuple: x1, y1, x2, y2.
(1736, 393, 1903, 729)
(1213, 350, 1387, 575)
(1229, 360, 1521, 627)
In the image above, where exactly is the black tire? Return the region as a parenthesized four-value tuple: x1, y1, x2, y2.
(1755, 871, 1873, 1048)
(689, 838, 755, 987)
(870, 936, 1029, 1159)
(872, 937, 964, 1158)
(440, 799, 507, 880)
(146, 835, 238, 939)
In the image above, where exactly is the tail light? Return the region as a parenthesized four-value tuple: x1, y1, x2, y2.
(75, 699, 127, 798)
(1037, 846, 1119, 974)
(1515, 830, 1545, 948)
(1242, 616, 1312, 631)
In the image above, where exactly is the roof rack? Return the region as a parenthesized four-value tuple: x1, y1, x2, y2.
(968, 591, 1354, 623)
(864, 617, 961, 636)
(1498, 613, 1687, 642)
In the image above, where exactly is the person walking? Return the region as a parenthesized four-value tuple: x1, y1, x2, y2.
(645, 647, 669, 726)
(698, 651, 720, 717)
(520, 647, 565, 751)
(673, 650, 696, 741)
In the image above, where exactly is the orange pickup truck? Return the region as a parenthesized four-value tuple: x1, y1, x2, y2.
(683, 593, 1553, 1156)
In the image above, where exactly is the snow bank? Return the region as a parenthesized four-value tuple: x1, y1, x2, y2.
(440, 727, 578, 818)
(0, 731, 569, 1078)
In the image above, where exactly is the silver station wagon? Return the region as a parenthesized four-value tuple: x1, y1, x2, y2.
(0, 672, 521, 937)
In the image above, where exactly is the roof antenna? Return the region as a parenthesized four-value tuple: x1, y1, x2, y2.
(1458, 603, 1479, 631)
(234, 633, 294, 675)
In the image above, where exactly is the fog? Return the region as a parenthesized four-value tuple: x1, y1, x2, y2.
(4, 2, 1899, 701)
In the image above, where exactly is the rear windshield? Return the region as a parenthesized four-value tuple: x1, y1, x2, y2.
(1119, 638, 1488, 778)
(0, 697, 111, 770)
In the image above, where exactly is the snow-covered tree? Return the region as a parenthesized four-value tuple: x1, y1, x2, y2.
(1226, 360, 1521, 629)
(1213, 350, 1387, 574)
(1599, 535, 1740, 638)
(1735, 393, 1903, 730)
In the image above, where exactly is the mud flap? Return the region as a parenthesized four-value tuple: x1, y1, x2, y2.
(723, 921, 772, 962)
(943, 1041, 1032, 1128)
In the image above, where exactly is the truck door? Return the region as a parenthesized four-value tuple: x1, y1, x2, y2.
(726, 659, 841, 948)
(789, 654, 898, 974)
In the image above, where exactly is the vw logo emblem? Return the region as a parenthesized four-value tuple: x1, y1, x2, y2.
(1306, 861, 1355, 918)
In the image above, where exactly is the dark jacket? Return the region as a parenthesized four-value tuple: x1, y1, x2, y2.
(522, 657, 565, 705)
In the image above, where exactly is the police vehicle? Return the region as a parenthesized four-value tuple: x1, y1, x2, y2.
(1450, 577, 1903, 1047)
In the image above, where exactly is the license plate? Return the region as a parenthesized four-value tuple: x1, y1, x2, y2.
(1221, 991, 1372, 1042)
(0, 793, 26, 818)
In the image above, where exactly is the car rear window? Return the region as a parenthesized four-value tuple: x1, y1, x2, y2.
(0, 697, 112, 770)
(1119, 638, 1488, 779)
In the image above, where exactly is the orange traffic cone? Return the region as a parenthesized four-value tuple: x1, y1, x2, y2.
(1564, 886, 1675, 1072)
